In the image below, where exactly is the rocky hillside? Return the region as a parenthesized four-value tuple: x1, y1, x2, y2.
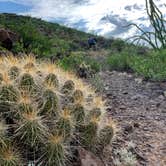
(0, 13, 119, 57)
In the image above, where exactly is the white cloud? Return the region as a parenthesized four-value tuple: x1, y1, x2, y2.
(1, 0, 166, 37)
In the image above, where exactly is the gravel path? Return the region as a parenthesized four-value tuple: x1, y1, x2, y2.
(99, 71, 166, 166)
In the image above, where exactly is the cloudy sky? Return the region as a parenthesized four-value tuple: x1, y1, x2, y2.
(0, 0, 165, 38)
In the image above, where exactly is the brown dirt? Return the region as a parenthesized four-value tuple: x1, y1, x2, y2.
(99, 71, 166, 166)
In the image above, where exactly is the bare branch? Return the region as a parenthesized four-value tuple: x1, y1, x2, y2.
(125, 0, 166, 49)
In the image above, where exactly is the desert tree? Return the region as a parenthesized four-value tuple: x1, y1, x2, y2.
(128, 0, 166, 50)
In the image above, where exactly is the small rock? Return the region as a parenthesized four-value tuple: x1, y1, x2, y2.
(118, 72, 127, 76)
(143, 127, 149, 131)
(106, 93, 112, 98)
(123, 91, 128, 95)
(105, 86, 109, 91)
(106, 107, 112, 112)
(161, 110, 166, 113)
(78, 147, 104, 166)
(163, 91, 166, 97)
(133, 122, 140, 128)
(131, 94, 143, 100)
(128, 74, 132, 78)
(124, 124, 134, 133)
(135, 78, 143, 84)
(119, 105, 126, 110)
(157, 95, 165, 101)
(146, 107, 149, 111)
(154, 116, 160, 120)
(156, 103, 161, 108)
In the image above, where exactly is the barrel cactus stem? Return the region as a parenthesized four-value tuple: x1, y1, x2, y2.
(0, 55, 115, 165)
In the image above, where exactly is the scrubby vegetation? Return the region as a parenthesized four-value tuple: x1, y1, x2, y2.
(106, 0, 166, 82)
(0, 0, 165, 165)
(107, 49, 166, 81)
(0, 13, 113, 57)
(58, 51, 101, 73)
(1, 11, 166, 82)
(0, 55, 115, 165)
(0, 1, 165, 164)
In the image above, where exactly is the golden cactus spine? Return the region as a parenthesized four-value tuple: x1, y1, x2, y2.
(0, 55, 115, 165)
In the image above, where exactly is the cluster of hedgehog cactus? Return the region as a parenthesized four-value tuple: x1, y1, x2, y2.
(0, 55, 115, 166)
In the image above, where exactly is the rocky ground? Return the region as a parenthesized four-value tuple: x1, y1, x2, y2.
(99, 71, 166, 166)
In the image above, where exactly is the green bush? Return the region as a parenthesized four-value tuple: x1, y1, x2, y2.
(15, 21, 52, 56)
(111, 39, 126, 52)
(129, 50, 166, 81)
(107, 49, 166, 81)
(12, 42, 24, 53)
(107, 53, 131, 71)
(0, 16, 53, 56)
(58, 52, 101, 73)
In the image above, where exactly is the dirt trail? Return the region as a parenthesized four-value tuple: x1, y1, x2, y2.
(99, 71, 166, 166)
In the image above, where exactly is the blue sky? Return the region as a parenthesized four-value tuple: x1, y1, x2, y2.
(0, 1, 31, 13)
(0, 0, 165, 38)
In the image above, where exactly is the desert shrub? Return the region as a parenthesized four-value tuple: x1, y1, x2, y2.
(89, 74, 104, 93)
(12, 42, 24, 54)
(50, 38, 72, 57)
(0, 55, 115, 165)
(15, 21, 52, 56)
(0, 16, 52, 56)
(107, 53, 131, 71)
(129, 49, 166, 81)
(128, 0, 166, 50)
(107, 49, 166, 81)
(58, 52, 101, 73)
(111, 39, 126, 52)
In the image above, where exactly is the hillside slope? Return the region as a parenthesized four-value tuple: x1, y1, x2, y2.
(0, 13, 117, 57)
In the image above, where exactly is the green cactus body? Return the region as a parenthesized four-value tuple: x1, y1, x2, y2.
(0, 73, 3, 84)
(55, 109, 73, 141)
(61, 80, 75, 94)
(72, 90, 83, 103)
(15, 110, 47, 147)
(19, 73, 35, 91)
(89, 108, 101, 119)
(0, 85, 19, 103)
(24, 62, 35, 71)
(0, 85, 19, 113)
(80, 121, 98, 150)
(44, 73, 59, 89)
(72, 104, 85, 125)
(41, 89, 59, 116)
(0, 56, 115, 165)
(97, 125, 114, 152)
(0, 143, 22, 166)
(44, 134, 66, 166)
(8, 66, 20, 80)
(0, 120, 8, 147)
(18, 103, 33, 113)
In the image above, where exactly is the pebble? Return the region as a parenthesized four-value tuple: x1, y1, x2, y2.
(163, 91, 166, 97)
(131, 94, 143, 100)
(135, 78, 143, 84)
(157, 95, 165, 101)
(124, 124, 134, 133)
(119, 105, 126, 110)
(133, 122, 140, 128)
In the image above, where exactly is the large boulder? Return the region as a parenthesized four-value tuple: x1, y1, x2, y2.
(0, 28, 19, 50)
